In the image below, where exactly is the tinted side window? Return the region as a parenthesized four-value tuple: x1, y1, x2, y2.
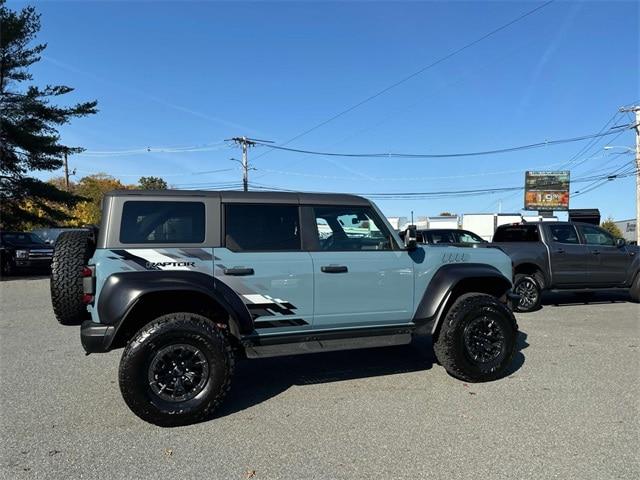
(312, 206, 393, 251)
(455, 231, 484, 243)
(493, 225, 540, 242)
(548, 224, 580, 244)
(120, 201, 205, 243)
(426, 231, 455, 244)
(225, 204, 300, 251)
(580, 225, 615, 246)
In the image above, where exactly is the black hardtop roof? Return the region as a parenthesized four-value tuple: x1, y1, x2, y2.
(105, 189, 371, 206)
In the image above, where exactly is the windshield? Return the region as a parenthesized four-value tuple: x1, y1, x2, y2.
(2, 232, 47, 246)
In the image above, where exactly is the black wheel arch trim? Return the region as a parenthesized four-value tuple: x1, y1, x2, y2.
(412, 263, 513, 334)
(96, 270, 253, 348)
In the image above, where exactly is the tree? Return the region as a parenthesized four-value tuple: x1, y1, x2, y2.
(0, 1, 98, 229)
(70, 174, 126, 226)
(601, 217, 623, 238)
(18, 176, 75, 229)
(439, 212, 456, 217)
(138, 176, 168, 190)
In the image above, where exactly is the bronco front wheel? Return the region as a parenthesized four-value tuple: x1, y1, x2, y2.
(118, 313, 235, 427)
(434, 293, 517, 382)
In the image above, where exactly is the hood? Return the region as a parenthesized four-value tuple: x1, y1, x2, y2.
(6, 242, 53, 251)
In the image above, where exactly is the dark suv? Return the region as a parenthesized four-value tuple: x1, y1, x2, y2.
(0, 231, 54, 276)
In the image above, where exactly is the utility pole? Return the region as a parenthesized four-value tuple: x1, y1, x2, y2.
(230, 136, 256, 192)
(63, 150, 70, 192)
(620, 106, 640, 244)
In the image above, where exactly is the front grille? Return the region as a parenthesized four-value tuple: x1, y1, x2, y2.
(28, 249, 53, 259)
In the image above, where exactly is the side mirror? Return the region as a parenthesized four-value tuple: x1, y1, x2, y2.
(404, 225, 418, 250)
(615, 237, 626, 248)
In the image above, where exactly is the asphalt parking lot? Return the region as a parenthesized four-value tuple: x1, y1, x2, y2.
(1, 277, 638, 480)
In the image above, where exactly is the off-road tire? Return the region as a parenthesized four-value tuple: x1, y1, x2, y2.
(50, 230, 94, 325)
(513, 272, 543, 312)
(434, 293, 518, 382)
(118, 313, 235, 427)
(630, 273, 640, 303)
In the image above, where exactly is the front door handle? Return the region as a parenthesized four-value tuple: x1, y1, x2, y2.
(321, 265, 348, 273)
(592, 250, 601, 255)
(224, 267, 254, 276)
(555, 248, 565, 254)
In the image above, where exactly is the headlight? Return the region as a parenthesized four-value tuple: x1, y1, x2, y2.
(15, 250, 29, 259)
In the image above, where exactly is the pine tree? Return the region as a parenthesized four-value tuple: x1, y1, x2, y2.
(0, 0, 98, 229)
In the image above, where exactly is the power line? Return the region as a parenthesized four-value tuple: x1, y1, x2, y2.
(250, 123, 635, 159)
(74, 167, 235, 178)
(78, 141, 230, 157)
(250, 0, 556, 162)
(557, 111, 622, 170)
(244, 168, 636, 200)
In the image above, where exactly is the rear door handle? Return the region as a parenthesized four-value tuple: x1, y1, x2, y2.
(224, 267, 254, 276)
(321, 265, 348, 273)
(555, 248, 565, 254)
(592, 250, 600, 255)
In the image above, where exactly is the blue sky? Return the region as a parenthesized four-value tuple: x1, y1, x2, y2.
(15, 0, 640, 220)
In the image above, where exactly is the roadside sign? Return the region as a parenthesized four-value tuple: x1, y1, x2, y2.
(524, 171, 570, 211)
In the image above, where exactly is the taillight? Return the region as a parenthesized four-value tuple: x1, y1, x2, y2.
(81, 266, 95, 305)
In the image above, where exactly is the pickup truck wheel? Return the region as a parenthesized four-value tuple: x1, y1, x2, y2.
(1, 257, 15, 277)
(513, 273, 542, 312)
(434, 293, 517, 382)
(50, 230, 94, 325)
(118, 313, 235, 427)
(630, 274, 640, 303)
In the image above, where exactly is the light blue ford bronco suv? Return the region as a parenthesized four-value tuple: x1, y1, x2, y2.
(50, 190, 519, 426)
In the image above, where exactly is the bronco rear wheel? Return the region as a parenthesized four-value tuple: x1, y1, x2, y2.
(434, 293, 517, 382)
(50, 230, 94, 325)
(118, 313, 235, 427)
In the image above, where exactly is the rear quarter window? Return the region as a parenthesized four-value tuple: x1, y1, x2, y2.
(120, 201, 205, 244)
(493, 225, 540, 242)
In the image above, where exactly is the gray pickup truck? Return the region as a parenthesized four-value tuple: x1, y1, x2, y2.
(489, 222, 640, 312)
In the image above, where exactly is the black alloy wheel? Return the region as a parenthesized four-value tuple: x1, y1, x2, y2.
(148, 343, 210, 402)
(513, 274, 542, 312)
(463, 315, 506, 365)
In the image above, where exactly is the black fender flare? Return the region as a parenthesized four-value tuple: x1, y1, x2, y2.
(413, 263, 513, 335)
(96, 271, 253, 344)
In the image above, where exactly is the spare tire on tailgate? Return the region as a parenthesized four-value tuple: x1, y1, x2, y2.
(50, 230, 95, 325)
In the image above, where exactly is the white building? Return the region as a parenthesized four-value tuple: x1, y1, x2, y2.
(614, 218, 637, 243)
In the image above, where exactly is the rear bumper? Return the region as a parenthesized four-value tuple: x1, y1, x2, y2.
(80, 321, 115, 353)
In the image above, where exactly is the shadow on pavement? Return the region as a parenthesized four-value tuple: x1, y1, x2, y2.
(542, 290, 633, 308)
(213, 331, 528, 420)
(0, 273, 50, 282)
(503, 330, 528, 377)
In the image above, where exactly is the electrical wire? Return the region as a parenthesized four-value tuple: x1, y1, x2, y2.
(251, 123, 635, 159)
(557, 111, 622, 170)
(250, 0, 556, 162)
(242, 167, 636, 200)
(78, 141, 230, 157)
